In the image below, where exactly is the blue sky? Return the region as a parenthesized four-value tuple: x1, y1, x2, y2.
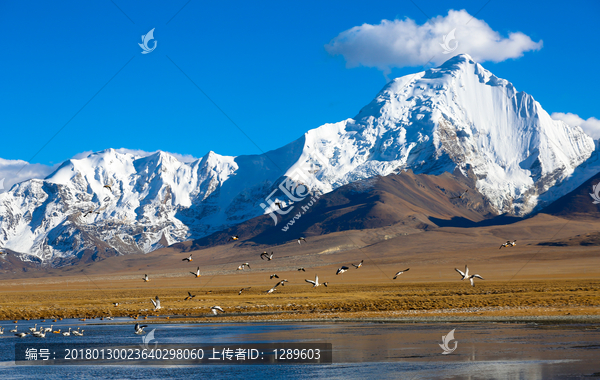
(0, 0, 599, 171)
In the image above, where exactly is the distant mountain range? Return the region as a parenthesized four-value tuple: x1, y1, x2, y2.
(0, 54, 598, 265)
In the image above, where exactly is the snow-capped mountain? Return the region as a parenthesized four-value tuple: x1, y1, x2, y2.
(0, 54, 596, 262)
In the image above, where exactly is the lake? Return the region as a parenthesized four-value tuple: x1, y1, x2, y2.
(0, 318, 598, 379)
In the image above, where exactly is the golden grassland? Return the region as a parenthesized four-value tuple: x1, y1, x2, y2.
(1, 278, 598, 322)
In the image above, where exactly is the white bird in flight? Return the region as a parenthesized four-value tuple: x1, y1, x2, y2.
(305, 274, 322, 288)
(499, 240, 517, 249)
(143, 274, 150, 282)
(150, 296, 161, 311)
(267, 279, 288, 294)
(191, 267, 201, 278)
(336, 266, 349, 275)
(211, 306, 225, 315)
(455, 265, 470, 280)
(352, 260, 363, 269)
(261, 252, 274, 261)
(455, 265, 484, 286)
(237, 263, 250, 271)
(393, 268, 410, 279)
(134, 324, 147, 335)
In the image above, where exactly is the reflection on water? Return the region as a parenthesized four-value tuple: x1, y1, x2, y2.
(0, 319, 597, 379)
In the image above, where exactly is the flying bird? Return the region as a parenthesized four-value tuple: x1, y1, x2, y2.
(182, 254, 193, 262)
(455, 265, 485, 286)
(450, 189, 469, 199)
(191, 267, 201, 278)
(103, 185, 112, 192)
(261, 252, 274, 261)
(266, 285, 278, 294)
(238, 287, 251, 295)
(305, 274, 322, 288)
(134, 324, 148, 335)
(228, 235, 239, 242)
(150, 296, 161, 311)
(237, 263, 250, 271)
(211, 306, 225, 315)
(113, 302, 119, 307)
(297, 237, 307, 245)
(455, 265, 470, 280)
(393, 268, 410, 279)
(336, 266, 349, 275)
(352, 260, 363, 269)
(270, 274, 279, 279)
(184, 292, 196, 301)
(297, 267, 306, 272)
(499, 240, 517, 249)
(143, 274, 150, 282)
(267, 280, 287, 294)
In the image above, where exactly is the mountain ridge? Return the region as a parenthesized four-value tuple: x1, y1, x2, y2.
(0, 54, 597, 263)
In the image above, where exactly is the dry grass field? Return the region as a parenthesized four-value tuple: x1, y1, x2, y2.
(1, 213, 599, 323)
(1, 277, 598, 322)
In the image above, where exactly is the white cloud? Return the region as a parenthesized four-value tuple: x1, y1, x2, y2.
(0, 158, 57, 193)
(551, 112, 600, 139)
(325, 9, 542, 75)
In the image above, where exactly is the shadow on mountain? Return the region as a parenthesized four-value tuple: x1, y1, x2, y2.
(174, 170, 499, 251)
(428, 214, 523, 228)
(536, 170, 600, 219)
(537, 231, 600, 247)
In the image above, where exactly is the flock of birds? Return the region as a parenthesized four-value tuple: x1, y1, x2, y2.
(128, 222, 518, 323)
(4, 320, 87, 339)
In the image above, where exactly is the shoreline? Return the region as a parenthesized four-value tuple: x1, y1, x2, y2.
(70, 314, 600, 325)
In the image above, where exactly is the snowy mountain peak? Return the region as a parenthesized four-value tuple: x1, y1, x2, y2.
(0, 55, 597, 263)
